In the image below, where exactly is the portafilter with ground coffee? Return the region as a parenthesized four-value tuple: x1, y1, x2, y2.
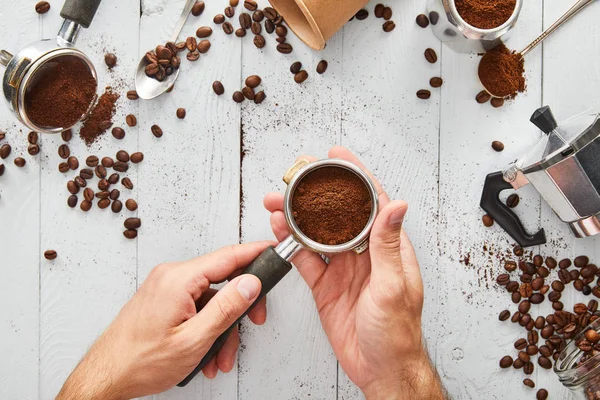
(0, 0, 102, 134)
(179, 158, 380, 387)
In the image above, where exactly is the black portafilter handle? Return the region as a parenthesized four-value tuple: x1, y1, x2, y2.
(178, 246, 293, 387)
(480, 172, 547, 248)
(530, 106, 558, 134)
(60, 0, 103, 29)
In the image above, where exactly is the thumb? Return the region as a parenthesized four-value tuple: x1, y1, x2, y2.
(185, 274, 262, 343)
(369, 200, 408, 284)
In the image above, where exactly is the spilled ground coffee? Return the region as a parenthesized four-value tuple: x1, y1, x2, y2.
(80, 87, 119, 145)
(292, 166, 372, 246)
(479, 43, 525, 98)
(25, 56, 96, 129)
(455, 0, 516, 30)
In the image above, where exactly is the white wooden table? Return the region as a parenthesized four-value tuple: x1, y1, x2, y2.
(1, 0, 599, 398)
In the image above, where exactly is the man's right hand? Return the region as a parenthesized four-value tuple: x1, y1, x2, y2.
(264, 147, 446, 399)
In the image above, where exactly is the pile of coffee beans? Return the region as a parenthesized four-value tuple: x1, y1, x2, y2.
(353, 4, 396, 32)
(144, 42, 185, 82)
(496, 250, 600, 398)
(0, 131, 38, 182)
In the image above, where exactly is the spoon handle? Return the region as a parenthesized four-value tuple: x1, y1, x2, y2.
(169, 0, 197, 43)
(520, 0, 595, 57)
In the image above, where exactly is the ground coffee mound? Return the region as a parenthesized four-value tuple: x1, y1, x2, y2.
(292, 167, 372, 245)
(25, 56, 96, 129)
(80, 87, 119, 145)
(479, 43, 525, 98)
(455, 0, 516, 30)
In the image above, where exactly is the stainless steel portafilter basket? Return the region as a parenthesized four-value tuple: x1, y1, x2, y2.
(179, 158, 380, 387)
(0, 0, 102, 134)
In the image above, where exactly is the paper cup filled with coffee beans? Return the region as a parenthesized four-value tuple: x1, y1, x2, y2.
(179, 158, 379, 388)
(268, 0, 369, 50)
(426, 0, 523, 53)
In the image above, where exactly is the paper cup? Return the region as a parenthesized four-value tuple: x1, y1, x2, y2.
(268, 0, 369, 50)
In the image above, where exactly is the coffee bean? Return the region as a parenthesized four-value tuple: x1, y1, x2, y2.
(287, 62, 303, 76)
(96, 191, 110, 199)
(539, 345, 551, 357)
(242, 87, 255, 101)
(83, 188, 94, 202)
(175, 108, 186, 119)
(585, 329, 600, 344)
(253, 34, 266, 49)
(186, 37, 197, 52)
(293, 70, 308, 84)
(110, 127, 125, 140)
(518, 351, 530, 363)
(589, 300, 599, 312)
(223, 22, 234, 35)
(65, 156, 78, 171)
(537, 357, 551, 370)
(355, 9, 368, 20)
(513, 358, 524, 369)
(520, 283, 533, 298)
(511, 292, 521, 303)
(113, 161, 129, 172)
(518, 301, 530, 314)
(124, 218, 142, 230)
(548, 291, 561, 302)
(553, 301, 564, 311)
(225, 6, 235, 18)
(197, 40, 210, 54)
(59, 130, 71, 143)
(130, 152, 144, 164)
(559, 258, 572, 269)
(265, 19, 275, 34)
(156, 45, 173, 60)
(490, 97, 505, 108)
(275, 25, 288, 38)
(529, 329, 540, 344)
(58, 144, 70, 159)
(541, 325, 554, 339)
(570, 269, 580, 281)
(110, 189, 120, 200)
(126, 115, 137, 127)
(424, 48, 437, 63)
(35, 1, 50, 14)
(482, 214, 493, 227)
(417, 89, 431, 99)
(531, 276, 544, 291)
(503, 193, 520, 208)
(490, 141, 505, 152)
(381, 6, 392, 20)
(192, 1, 205, 16)
(195, 27, 212, 40)
(80, 200, 92, 212)
(496, 273, 510, 286)
(214, 14, 225, 24)
(151, 125, 163, 138)
(28, 131, 38, 144)
(243, 75, 261, 89)
(594, 286, 600, 298)
(252, 10, 264, 22)
(109, 199, 122, 213)
(122, 177, 134, 190)
(74, 176, 87, 189)
(502, 262, 516, 273)
(98, 178, 110, 191)
(254, 91, 266, 105)
(239, 13, 252, 29)
(96, 166, 107, 179)
(28, 144, 40, 156)
(544, 257, 557, 269)
(475, 90, 491, 104)
(511, 311, 521, 323)
(520, 273, 532, 284)
(67, 195, 77, 208)
(233, 91, 245, 103)
(106, 173, 118, 185)
(58, 163, 69, 173)
(530, 293, 544, 304)
(523, 379, 535, 388)
(575, 255, 590, 268)
(264, 6, 278, 20)
(499, 310, 510, 321)
(526, 344, 538, 356)
(250, 21, 262, 35)
(313, 60, 329, 75)
(67, 181, 79, 195)
(536, 389, 548, 400)
(506, 281, 519, 293)
(212, 81, 225, 96)
(521, 262, 536, 275)
(540, 285, 549, 294)
(428, 77, 443, 88)
(126, 90, 139, 100)
(584, 285, 593, 295)
(98, 198, 110, 209)
(124, 229, 138, 239)
(277, 43, 293, 54)
(382, 20, 396, 32)
(125, 199, 138, 211)
(514, 338, 527, 350)
(244, 0, 257, 10)
(104, 53, 117, 69)
(44, 249, 57, 260)
(145, 63, 159, 77)
(523, 362, 534, 375)
(100, 157, 113, 169)
(416, 14, 429, 28)
(499, 355, 513, 368)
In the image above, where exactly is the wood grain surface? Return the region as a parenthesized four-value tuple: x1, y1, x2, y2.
(0, 0, 599, 399)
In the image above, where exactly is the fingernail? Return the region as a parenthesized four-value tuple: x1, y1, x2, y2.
(237, 276, 261, 300)
(389, 208, 405, 227)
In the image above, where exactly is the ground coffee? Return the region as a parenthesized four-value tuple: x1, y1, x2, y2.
(455, 0, 516, 30)
(25, 56, 96, 129)
(478, 43, 525, 98)
(292, 167, 372, 245)
(80, 87, 119, 145)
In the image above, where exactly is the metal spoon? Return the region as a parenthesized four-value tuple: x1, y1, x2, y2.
(135, 0, 196, 100)
(479, 0, 596, 98)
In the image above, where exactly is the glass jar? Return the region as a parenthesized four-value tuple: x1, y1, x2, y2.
(555, 319, 600, 399)
(426, 0, 523, 54)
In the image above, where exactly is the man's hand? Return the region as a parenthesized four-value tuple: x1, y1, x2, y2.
(264, 147, 446, 400)
(56, 242, 273, 400)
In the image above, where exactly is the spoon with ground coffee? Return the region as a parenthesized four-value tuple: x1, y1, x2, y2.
(134, 0, 196, 100)
(478, 0, 596, 99)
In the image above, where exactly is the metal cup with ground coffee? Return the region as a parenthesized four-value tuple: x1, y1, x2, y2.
(178, 158, 380, 388)
(426, 0, 523, 54)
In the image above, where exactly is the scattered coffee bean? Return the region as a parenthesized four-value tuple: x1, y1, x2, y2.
(104, 53, 117, 69)
(213, 81, 225, 95)
(506, 194, 519, 208)
(276, 25, 288, 37)
(35, 1, 50, 14)
(67, 180, 79, 195)
(214, 14, 225, 24)
(523, 378, 535, 388)
(424, 48, 438, 63)
(28, 131, 38, 144)
(223, 22, 234, 35)
(28, 144, 40, 156)
(192, 1, 205, 16)
(44, 249, 57, 260)
(254, 91, 266, 104)
(265, 19, 275, 34)
(253, 10, 264, 22)
(58, 163, 69, 173)
(245, 75, 262, 88)
(491, 97, 505, 108)
(116, 150, 129, 163)
(505, 261, 517, 272)
(294, 70, 309, 84)
(83, 188, 94, 202)
(198, 40, 210, 54)
(476, 90, 491, 104)
(417, 89, 431, 99)
(482, 214, 494, 227)
(253, 34, 266, 49)
(96, 190, 110, 199)
(277, 43, 293, 54)
(513, 245, 524, 257)
(125, 199, 138, 211)
(67, 156, 79, 170)
(151, 125, 163, 138)
(355, 9, 368, 20)
(61, 129, 72, 142)
(186, 37, 198, 52)
(101, 157, 114, 168)
(499, 355, 513, 368)
(240, 13, 252, 29)
(382, 21, 396, 32)
(176, 108, 186, 119)
(244, 0, 257, 11)
(499, 310, 510, 321)
(112, 127, 125, 140)
(124, 218, 142, 230)
(492, 141, 504, 152)
(80, 200, 92, 212)
(113, 161, 129, 172)
(382, 7, 392, 20)
(242, 87, 255, 101)
(429, 11, 439, 25)
(233, 91, 245, 103)
(0, 144, 10, 159)
(416, 14, 430, 28)
(111, 200, 122, 213)
(122, 177, 134, 190)
(316, 60, 328, 75)
(126, 114, 137, 127)
(58, 144, 70, 159)
(196, 26, 212, 39)
(536, 389, 548, 400)
(13, 157, 25, 167)
(264, 6, 278, 20)
(98, 198, 110, 209)
(109, 190, 120, 200)
(67, 195, 78, 208)
(225, 6, 235, 18)
(85, 156, 98, 168)
(108, 173, 119, 185)
(130, 152, 144, 164)
(430, 77, 443, 88)
(126, 90, 138, 100)
(290, 62, 302, 74)
(124, 229, 138, 239)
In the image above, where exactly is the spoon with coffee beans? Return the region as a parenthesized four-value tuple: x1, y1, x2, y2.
(478, 0, 596, 99)
(135, 0, 196, 99)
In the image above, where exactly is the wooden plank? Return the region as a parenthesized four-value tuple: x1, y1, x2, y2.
(0, 2, 41, 398)
(237, 1, 342, 398)
(435, 0, 545, 398)
(37, 1, 139, 397)
(137, 0, 242, 398)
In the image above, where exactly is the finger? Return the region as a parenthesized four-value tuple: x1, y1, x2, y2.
(182, 274, 262, 344)
(328, 146, 390, 207)
(264, 192, 285, 213)
(270, 211, 327, 290)
(216, 326, 239, 373)
(202, 357, 218, 379)
(248, 296, 267, 325)
(196, 288, 218, 311)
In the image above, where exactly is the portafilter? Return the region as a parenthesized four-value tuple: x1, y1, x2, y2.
(178, 158, 380, 386)
(0, 0, 102, 134)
